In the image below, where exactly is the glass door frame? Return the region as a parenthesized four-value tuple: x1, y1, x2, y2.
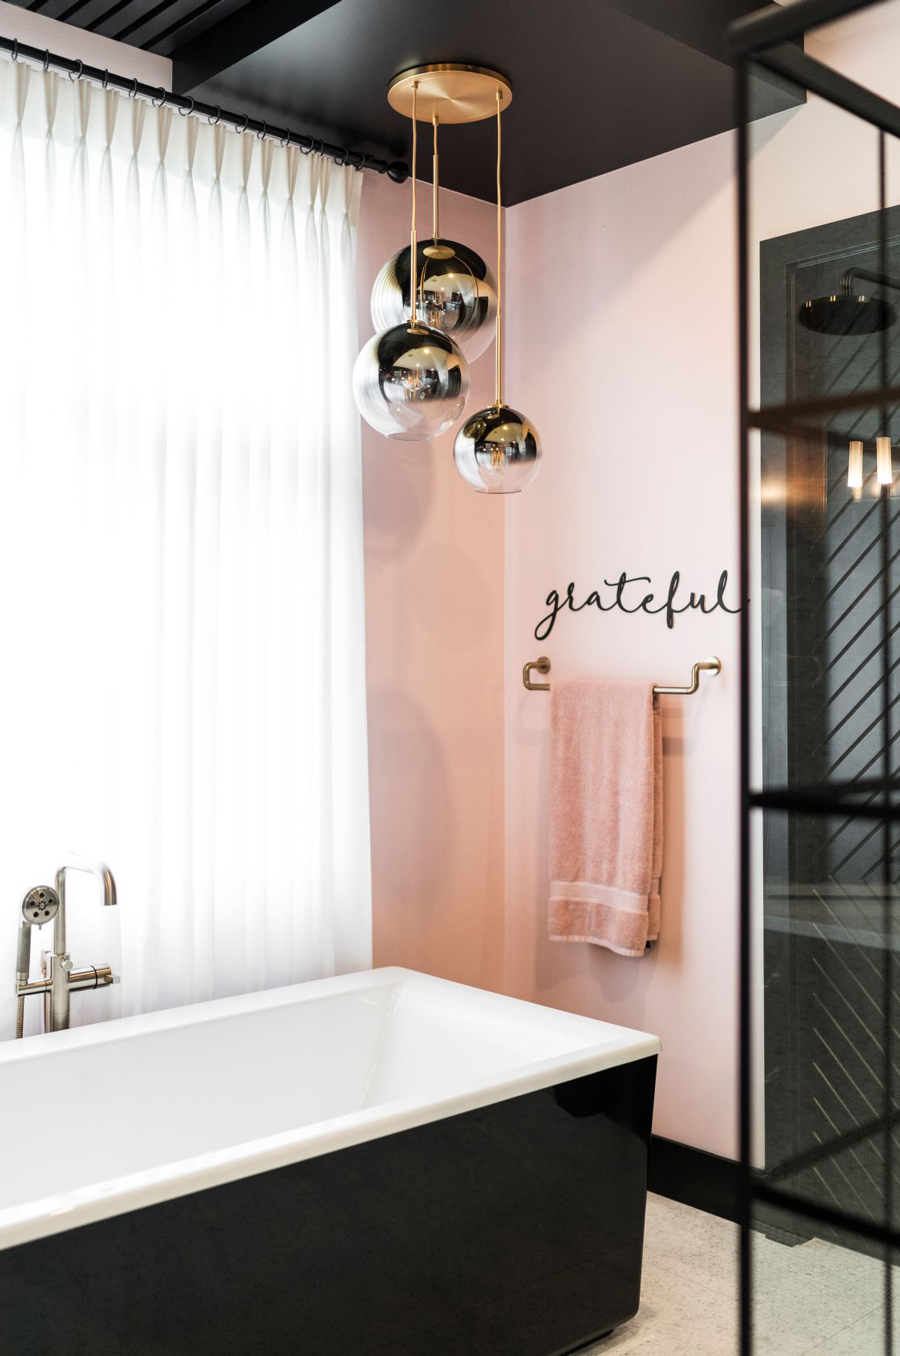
(731, 1, 900, 1350)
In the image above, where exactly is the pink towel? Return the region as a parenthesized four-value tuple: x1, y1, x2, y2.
(548, 679, 662, 957)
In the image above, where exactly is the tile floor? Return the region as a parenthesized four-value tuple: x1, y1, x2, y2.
(585, 1193, 895, 1355)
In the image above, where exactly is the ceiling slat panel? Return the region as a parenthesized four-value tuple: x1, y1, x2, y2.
(112, 0, 183, 42)
(87, 0, 145, 34)
(1, 0, 253, 59)
(150, 0, 247, 56)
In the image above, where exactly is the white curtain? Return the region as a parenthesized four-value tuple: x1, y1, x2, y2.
(0, 61, 371, 1038)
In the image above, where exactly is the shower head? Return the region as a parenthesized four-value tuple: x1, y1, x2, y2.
(798, 293, 897, 335)
(21, 886, 59, 927)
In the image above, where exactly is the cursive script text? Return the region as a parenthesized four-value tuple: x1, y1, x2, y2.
(535, 571, 743, 642)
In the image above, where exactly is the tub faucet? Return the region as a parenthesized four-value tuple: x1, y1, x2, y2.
(15, 854, 119, 1037)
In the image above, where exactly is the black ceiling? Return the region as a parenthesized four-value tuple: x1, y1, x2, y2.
(7, 0, 802, 204)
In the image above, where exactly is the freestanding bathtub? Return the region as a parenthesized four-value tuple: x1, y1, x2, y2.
(0, 967, 659, 1356)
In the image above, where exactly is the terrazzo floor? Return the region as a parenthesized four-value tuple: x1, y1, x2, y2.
(585, 1193, 895, 1355)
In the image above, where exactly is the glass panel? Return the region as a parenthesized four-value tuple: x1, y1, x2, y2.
(760, 805, 900, 1219)
(755, 418, 899, 800)
(752, 94, 892, 414)
(750, 1196, 896, 1355)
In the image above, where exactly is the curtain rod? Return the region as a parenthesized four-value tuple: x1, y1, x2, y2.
(0, 34, 410, 183)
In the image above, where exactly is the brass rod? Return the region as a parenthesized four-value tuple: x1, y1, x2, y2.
(522, 656, 722, 694)
(410, 81, 418, 325)
(495, 85, 502, 407)
(432, 113, 440, 240)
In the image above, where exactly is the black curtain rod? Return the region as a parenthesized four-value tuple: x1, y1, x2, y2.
(0, 34, 409, 183)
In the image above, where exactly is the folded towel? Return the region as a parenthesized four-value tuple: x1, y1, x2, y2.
(548, 679, 662, 957)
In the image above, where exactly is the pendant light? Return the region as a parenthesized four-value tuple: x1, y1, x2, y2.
(370, 115, 498, 362)
(453, 88, 542, 493)
(353, 81, 470, 442)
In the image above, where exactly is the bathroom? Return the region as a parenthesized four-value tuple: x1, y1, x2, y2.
(0, 0, 897, 1351)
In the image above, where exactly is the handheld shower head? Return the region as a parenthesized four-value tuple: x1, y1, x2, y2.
(21, 886, 59, 927)
(16, 885, 59, 987)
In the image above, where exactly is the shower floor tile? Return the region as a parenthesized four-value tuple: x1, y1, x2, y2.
(586, 1193, 895, 1355)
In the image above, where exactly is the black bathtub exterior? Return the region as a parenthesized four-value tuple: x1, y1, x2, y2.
(1, 1054, 656, 1356)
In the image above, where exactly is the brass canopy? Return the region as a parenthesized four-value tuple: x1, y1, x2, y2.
(387, 63, 512, 124)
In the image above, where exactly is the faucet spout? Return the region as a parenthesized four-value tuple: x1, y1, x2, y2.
(55, 853, 118, 908)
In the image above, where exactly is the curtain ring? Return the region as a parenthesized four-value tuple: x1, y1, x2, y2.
(68, 59, 83, 82)
(101, 68, 110, 89)
(152, 86, 166, 108)
(236, 114, 249, 135)
(10, 39, 17, 62)
(129, 78, 138, 99)
(43, 49, 51, 73)
(333, 147, 350, 166)
(208, 105, 221, 126)
(256, 120, 267, 141)
(280, 130, 291, 148)
(350, 150, 366, 172)
(299, 138, 313, 156)
(178, 95, 193, 117)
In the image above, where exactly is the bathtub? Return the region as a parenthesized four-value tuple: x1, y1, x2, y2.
(0, 966, 659, 1356)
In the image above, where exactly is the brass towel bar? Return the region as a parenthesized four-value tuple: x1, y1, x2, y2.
(522, 656, 722, 694)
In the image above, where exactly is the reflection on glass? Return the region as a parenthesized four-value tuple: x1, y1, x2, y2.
(877, 435, 893, 486)
(848, 439, 864, 489)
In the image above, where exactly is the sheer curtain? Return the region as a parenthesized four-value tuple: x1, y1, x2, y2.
(0, 61, 371, 1037)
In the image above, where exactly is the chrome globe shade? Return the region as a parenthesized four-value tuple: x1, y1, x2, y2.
(453, 403, 541, 493)
(353, 321, 470, 442)
(371, 241, 497, 362)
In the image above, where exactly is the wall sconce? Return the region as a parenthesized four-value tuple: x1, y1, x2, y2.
(877, 435, 894, 487)
(848, 439, 863, 490)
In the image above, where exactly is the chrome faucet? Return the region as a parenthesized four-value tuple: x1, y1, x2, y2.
(15, 854, 119, 1037)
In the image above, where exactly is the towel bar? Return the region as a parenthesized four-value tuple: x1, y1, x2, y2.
(522, 656, 722, 694)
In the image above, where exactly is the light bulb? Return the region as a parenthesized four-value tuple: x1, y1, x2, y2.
(848, 439, 864, 489)
(877, 435, 893, 486)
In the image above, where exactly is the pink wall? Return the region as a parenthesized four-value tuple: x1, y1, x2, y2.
(358, 141, 742, 1155)
(502, 135, 741, 1158)
(357, 174, 507, 992)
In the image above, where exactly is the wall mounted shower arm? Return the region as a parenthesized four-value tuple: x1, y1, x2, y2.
(841, 266, 900, 295)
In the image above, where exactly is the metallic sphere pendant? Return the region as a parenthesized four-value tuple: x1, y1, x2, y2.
(371, 241, 497, 363)
(453, 403, 542, 493)
(353, 321, 470, 442)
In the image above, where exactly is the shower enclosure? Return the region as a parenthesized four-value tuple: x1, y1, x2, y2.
(734, 0, 900, 1351)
